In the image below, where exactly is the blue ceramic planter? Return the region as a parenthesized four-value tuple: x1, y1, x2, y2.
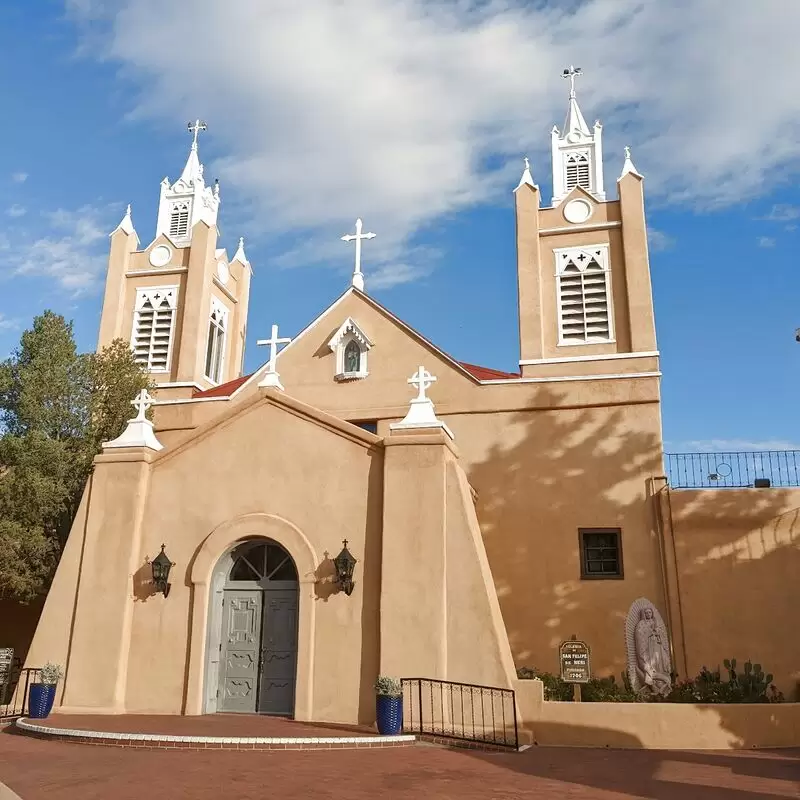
(28, 684, 56, 719)
(376, 695, 403, 736)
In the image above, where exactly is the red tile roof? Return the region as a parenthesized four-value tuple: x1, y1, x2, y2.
(458, 362, 520, 381)
(191, 361, 518, 400)
(192, 375, 251, 398)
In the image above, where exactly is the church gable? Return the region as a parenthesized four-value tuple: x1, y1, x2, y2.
(207, 289, 514, 415)
(147, 388, 380, 535)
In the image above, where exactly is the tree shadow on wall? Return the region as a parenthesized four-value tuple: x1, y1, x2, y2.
(460, 384, 799, 788)
(466, 385, 796, 686)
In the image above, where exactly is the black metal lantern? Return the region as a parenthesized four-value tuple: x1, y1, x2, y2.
(149, 544, 175, 598)
(333, 539, 357, 596)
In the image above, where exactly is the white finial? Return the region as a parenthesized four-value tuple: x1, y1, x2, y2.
(409, 366, 436, 401)
(187, 119, 207, 151)
(514, 156, 537, 192)
(562, 65, 583, 99)
(113, 203, 136, 237)
(102, 389, 163, 451)
(619, 145, 643, 180)
(131, 389, 154, 421)
(232, 236, 249, 265)
(256, 324, 292, 390)
(341, 218, 376, 291)
(389, 366, 454, 438)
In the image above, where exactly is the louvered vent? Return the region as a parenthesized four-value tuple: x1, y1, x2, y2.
(565, 154, 591, 191)
(132, 289, 177, 372)
(557, 250, 611, 343)
(169, 203, 190, 238)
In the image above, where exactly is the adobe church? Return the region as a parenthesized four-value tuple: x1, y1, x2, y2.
(24, 70, 798, 723)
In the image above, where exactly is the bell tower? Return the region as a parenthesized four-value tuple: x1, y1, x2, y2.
(97, 122, 253, 400)
(550, 66, 605, 206)
(514, 69, 658, 379)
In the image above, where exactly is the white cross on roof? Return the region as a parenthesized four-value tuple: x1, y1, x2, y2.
(257, 324, 292, 374)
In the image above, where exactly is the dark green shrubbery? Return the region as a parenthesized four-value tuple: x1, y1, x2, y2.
(665, 659, 784, 704)
(517, 657, 785, 704)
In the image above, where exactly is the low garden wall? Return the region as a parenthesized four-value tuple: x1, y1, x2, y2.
(514, 679, 800, 749)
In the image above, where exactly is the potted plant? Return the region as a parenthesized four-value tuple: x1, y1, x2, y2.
(374, 676, 403, 735)
(28, 663, 63, 719)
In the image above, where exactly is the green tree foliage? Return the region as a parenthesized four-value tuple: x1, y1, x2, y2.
(0, 311, 152, 602)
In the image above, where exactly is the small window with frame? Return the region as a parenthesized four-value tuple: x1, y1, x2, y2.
(579, 528, 623, 579)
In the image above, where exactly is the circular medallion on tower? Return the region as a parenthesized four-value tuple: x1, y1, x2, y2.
(566, 131, 581, 144)
(216, 260, 230, 285)
(563, 199, 593, 224)
(149, 244, 172, 268)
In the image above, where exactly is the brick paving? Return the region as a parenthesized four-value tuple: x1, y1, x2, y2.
(0, 728, 798, 800)
(36, 713, 375, 738)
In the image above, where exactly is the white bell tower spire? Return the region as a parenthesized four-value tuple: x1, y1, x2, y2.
(155, 119, 221, 245)
(550, 66, 605, 206)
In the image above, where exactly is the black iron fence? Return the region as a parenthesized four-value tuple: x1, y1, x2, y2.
(401, 677, 518, 750)
(665, 451, 800, 489)
(0, 667, 40, 721)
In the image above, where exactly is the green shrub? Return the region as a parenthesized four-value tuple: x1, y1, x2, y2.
(517, 657, 785, 704)
(666, 659, 784, 704)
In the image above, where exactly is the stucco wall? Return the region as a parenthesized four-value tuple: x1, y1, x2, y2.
(665, 487, 800, 697)
(124, 395, 383, 723)
(447, 402, 666, 681)
(514, 679, 800, 749)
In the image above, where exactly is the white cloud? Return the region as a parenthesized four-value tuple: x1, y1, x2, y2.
(758, 236, 776, 248)
(66, 0, 800, 280)
(762, 204, 800, 222)
(0, 315, 19, 332)
(647, 229, 674, 252)
(11, 172, 28, 184)
(7, 205, 26, 218)
(11, 204, 114, 293)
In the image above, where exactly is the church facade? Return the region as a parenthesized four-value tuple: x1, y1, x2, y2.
(24, 74, 799, 723)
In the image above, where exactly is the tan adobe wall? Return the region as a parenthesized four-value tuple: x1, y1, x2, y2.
(662, 488, 800, 696)
(515, 679, 800, 748)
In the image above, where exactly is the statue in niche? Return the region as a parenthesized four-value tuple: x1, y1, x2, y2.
(625, 598, 672, 697)
(344, 340, 361, 373)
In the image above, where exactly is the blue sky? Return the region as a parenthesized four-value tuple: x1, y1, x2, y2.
(0, 2, 798, 452)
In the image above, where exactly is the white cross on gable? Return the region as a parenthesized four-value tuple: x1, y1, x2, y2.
(257, 324, 292, 373)
(341, 218, 376, 290)
(408, 366, 437, 401)
(131, 389, 155, 421)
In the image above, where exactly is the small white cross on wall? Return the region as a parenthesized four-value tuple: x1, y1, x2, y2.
(408, 366, 437, 402)
(257, 324, 292, 374)
(131, 389, 155, 421)
(341, 218, 376, 290)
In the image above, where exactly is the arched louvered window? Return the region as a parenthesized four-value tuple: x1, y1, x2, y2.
(564, 152, 591, 192)
(556, 246, 612, 344)
(131, 286, 178, 371)
(169, 202, 190, 238)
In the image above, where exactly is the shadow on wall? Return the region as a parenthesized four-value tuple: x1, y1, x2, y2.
(465, 385, 797, 694)
(667, 489, 800, 698)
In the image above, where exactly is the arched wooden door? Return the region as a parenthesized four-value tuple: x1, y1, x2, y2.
(217, 540, 299, 715)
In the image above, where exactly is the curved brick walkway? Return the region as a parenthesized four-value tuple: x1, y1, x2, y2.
(1, 727, 798, 799)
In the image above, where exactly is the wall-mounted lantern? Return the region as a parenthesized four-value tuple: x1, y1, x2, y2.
(148, 544, 176, 598)
(333, 539, 357, 596)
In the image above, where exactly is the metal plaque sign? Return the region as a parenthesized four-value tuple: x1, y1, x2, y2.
(559, 638, 590, 684)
